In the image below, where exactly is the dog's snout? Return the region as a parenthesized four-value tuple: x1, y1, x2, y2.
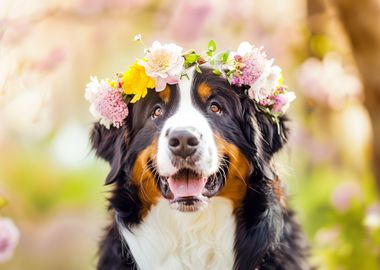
(168, 128, 200, 158)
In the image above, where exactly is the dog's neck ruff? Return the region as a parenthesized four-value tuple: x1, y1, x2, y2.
(118, 197, 236, 270)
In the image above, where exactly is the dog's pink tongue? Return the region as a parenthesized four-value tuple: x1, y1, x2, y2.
(167, 177, 207, 198)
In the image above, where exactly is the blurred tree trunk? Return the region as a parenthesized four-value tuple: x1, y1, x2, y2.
(333, 0, 380, 193)
(307, 0, 327, 40)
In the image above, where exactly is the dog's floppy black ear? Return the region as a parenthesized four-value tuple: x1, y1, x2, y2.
(241, 97, 288, 161)
(90, 123, 128, 184)
(255, 112, 288, 158)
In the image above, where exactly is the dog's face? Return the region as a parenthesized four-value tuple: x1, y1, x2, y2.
(91, 67, 287, 215)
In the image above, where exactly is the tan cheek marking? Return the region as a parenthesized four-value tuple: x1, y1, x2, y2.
(131, 139, 161, 218)
(158, 85, 171, 104)
(216, 136, 250, 209)
(197, 82, 213, 102)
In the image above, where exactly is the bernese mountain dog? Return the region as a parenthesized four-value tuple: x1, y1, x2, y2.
(91, 67, 309, 269)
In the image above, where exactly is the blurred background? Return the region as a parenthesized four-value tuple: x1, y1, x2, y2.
(0, 0, 379, 269)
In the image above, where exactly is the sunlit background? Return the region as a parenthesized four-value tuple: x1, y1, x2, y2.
(1, 0, 380, 269)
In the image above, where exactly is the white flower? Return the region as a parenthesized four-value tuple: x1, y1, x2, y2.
(84, 76, 100, 103)
(0, 217, 20, 262)
(134, 34, 142, 41)
(84, 77, 112, 129)
(228, 41, 254, 60)
(139, 41, 184, 92)
(85, 76, 108, 126)
(237, 41, 254, 55)
(249, 65, 282, 101)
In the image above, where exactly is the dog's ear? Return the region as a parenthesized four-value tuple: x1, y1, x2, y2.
(241, 97, 288, 161)
(255, 112, 288, 158)
(90, 123, 128, 184)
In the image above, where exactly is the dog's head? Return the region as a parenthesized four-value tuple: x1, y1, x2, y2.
(91, 67, 288, 214)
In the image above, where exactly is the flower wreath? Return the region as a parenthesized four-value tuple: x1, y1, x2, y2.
(85, 35, 295, 129)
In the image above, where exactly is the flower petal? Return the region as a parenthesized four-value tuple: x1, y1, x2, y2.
(155, 78, 167, 92)
(237, 41, 253, 56)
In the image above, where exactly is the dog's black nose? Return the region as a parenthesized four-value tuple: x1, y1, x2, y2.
(168, 128, 200, 158)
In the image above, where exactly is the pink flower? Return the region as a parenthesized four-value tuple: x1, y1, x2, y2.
(272, 91, 296, 114)
(315, 227, 340, 246)
(331, 181, 363, 212)
(297, 54, 362, 109)
(0, 217, 20, 262)
(94, 87, 129, 129)
(231, 43, 270, 87)
(85, 77, 129, 129)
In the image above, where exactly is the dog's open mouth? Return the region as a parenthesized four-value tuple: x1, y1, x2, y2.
(166, 169, 208, 212)
(167, 169, 207, 198)
(149, 158, 229, 212)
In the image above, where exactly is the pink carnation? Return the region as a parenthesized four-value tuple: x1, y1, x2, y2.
(85, 77, 129, 129)
(94, 86, 129, 128)
(0, 217, 20, 262)
(231, 47, 268, 87)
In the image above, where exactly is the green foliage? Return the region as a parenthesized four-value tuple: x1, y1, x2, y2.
(206, 40, 216, 56)
(212, 69, 222, 75)
(194, 64, 202, 73)
(184, 53, 199, 64)
(218, 51, 229, 64)
(287, 162, 380, 270)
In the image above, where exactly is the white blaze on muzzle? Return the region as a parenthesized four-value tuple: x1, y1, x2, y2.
(156, 69, 219, 180)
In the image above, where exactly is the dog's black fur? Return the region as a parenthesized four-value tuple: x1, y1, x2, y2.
(91, 68, 309, 269)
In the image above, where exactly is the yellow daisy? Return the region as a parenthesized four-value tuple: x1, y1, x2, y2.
(122, 62, 155, 103)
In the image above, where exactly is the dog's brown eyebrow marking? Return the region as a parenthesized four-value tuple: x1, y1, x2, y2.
(159, 85, 171, 104)
(197, 82, 213, 102)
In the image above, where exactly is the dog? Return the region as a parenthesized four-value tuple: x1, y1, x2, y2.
(91, 67, 309, 270)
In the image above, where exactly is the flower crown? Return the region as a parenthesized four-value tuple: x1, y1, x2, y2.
(85, 35, 295, 129)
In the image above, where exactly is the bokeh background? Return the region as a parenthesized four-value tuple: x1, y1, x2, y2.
(1, 0, 380, 269)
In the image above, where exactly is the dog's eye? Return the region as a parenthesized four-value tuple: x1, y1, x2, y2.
(210, 103, 222, 114)
(152, 106, 163, 119)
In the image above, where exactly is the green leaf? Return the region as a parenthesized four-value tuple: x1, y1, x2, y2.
(195, 65, 202, 73)
(219, 51, 229, 64)
(213, 69, 222, 76)
(208, 40, 216, 52)
(226, 69, 236, 76)
(184, 53, 199, 64)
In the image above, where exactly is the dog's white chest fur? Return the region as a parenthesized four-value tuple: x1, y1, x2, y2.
(119, 197, 236, 270)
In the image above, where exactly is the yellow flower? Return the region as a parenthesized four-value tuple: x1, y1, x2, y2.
(277, 72, 284, 86)
(122, 62, 155, 103)
(108, 79, 118, 89)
